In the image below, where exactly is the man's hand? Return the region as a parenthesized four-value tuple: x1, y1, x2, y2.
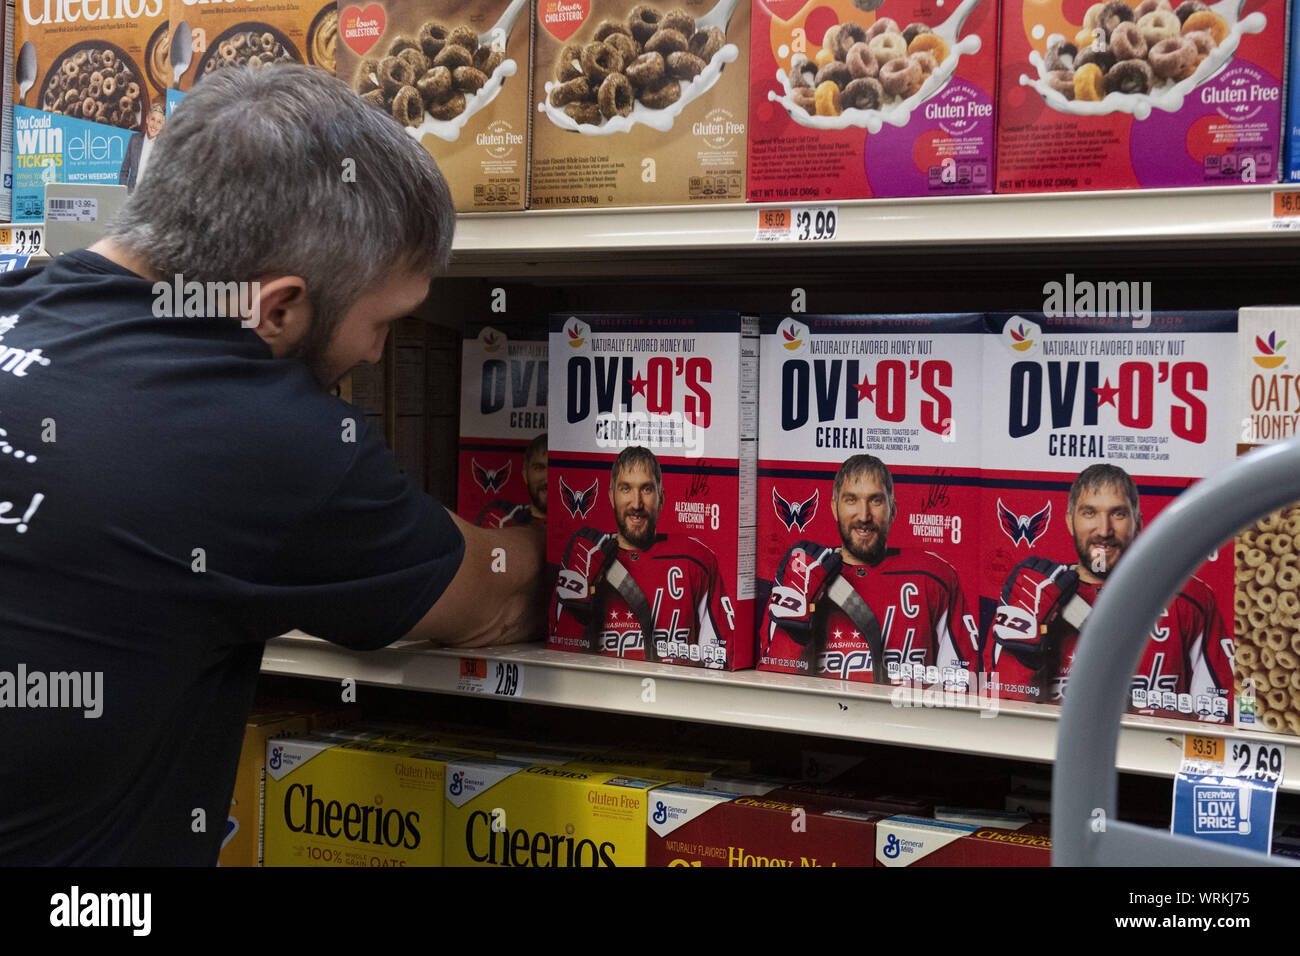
(476, 499, 532, 529)
(555, 527, 618, 615)
(766, 541, 842, 646)
(993, 557, 1080, 667)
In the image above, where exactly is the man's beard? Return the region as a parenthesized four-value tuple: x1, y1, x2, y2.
(617, 508, 657, 550)
(1075, 534, 1124, 578)
(288, 302, 343, 387)
(839, 519, 888, 564)
(529, 478, 547, 515)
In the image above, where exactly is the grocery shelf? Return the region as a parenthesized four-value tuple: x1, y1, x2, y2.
(263, 630, 1300, 793)
(448, 184, 1300, 273)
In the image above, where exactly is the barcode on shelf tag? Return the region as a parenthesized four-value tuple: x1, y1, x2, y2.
(754, 206, 839, 242)
(1271, 191, 1300, 229)
(456, 658, 524, 697)
(46, 198, 98, 222)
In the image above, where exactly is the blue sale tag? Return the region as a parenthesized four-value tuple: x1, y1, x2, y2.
(1173, 774, 1276, 854)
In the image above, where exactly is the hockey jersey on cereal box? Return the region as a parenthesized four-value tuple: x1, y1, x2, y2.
(547, 311, 758, 670)
(979, 310, 1237, 724)
(457, 324, 548, 526)
(756, 313, 984, 689)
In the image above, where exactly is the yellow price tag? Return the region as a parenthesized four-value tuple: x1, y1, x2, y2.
(0, 228, 10, 247)
(1184, 735, 1224, 763)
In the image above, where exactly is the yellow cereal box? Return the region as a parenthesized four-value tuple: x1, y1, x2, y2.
(219, 710, 311, 868)
(264, 735, 485, 867)
(444, 759, 665, 867)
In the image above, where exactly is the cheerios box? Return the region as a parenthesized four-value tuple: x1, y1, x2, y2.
(10, 0, 169, 220)
(444, 759, 666, 866)
(875, 814, 1052, 865)
(165, 0, 338, 113)
(458, 323, 548, 524)
(546, 311, 758, 669)
(263, 736, 489, 867)
(746, 0, 998, 201)
(529, 0, 750, 208)
(995, 0, 1286, 192)
(980, 310, 1237, 723)
(334, 0, 532, 211)
(755, 314, 985, 688)
(1234, 305, 1300, 736)
(219, 710, 311, 867)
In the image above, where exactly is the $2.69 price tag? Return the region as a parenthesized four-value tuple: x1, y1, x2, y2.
(755, 206, 838, 242)
(456, 658, 524, 698)
(1172, 734, 1284, 853)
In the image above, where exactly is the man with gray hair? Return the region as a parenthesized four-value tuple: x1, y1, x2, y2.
(0, 66, 543, 865)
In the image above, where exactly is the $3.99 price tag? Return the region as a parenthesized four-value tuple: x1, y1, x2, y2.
(456, 658, 524, 698)
(754, 206, 838, 242)
(1172, 734, 1284, 853)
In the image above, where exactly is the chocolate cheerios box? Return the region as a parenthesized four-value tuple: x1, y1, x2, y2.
(165, 0, 339, 114)
(530, 0, 750, 208)
(335, 0, 532, 211)
(11, 0, 170, 221)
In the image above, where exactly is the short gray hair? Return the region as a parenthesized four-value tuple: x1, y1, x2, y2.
(108, 65, 454, 341)
(1068, 464, 1142, 529)
(610, 446, 662, 494)
(833, 454, 895, 507)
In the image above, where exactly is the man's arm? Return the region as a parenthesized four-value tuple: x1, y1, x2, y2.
(400, 510, 545, 647)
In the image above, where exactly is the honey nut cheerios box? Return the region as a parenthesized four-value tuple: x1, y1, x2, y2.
(165, 0, 339, 113)
(875, 814, 1052, 865)
(1235, 305, 1300, 736)
(11, 0, 169, 221)
(530, 0, 750, 208)
(334, 0, 532, 211)
(747, 0, 998, 201)
(218, 710, 310, 867)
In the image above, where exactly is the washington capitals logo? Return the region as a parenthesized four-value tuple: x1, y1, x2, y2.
(998, 498, 1051, 547)
(773, 487, 819, 532)
(472, 458, 511, 493)
(560, 477, 599, 518)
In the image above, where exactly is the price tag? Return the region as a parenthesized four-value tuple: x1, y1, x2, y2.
(1172, 733, 1284, 854)
(1271, 191, 1300, 230)
(754, 206, 838, 242)
(46, 198, 98, 223)
(0, 227, 43, 256)
(455, 658, 524, 697)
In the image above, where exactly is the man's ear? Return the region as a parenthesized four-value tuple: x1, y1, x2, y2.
(250, 276, 311, 356)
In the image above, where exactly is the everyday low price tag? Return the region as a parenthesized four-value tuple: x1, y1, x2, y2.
(1172, 734, 1283, 854)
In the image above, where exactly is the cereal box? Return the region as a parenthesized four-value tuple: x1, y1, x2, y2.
(529, 0, 750, 208)
(645, 786, 883, 866)
(1234, 305, 1300, 735)
(755, 314, 985, 689)
(1286, 0, 1300, 181)
(263, 736, 483, 867)
(875, 814, 1052, 865)
(996, 0, 1287, 192)
(547, 311, 758, 669)
(334, 0, 532, 212)
(443, 759, 665, 866)
(458, 323, 549, 525)
(980, 309, 1237, 723)
(10, 0, 169, 221)
(219, 710, 311, 867)
(747, 0, 998, 201)
(165, 0, 338, 113)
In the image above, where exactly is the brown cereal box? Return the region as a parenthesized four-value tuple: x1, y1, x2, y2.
(166, 0, 338, 108)
(11, 0, 170, 220)
(530, 0, 749, 208)
(334, 0, 532, 211)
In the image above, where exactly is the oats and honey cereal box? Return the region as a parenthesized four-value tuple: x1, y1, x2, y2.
(334, 0, 531, 212)
(444, 759, 665, 866)
(980, 310, 1237, 723)
(458, 323, 549, 524)
(645, 785, 882, 866)
(530, 0, 749, 208)
(876, 815, 1052, 865)
(1286, 0, 1300, 180)
(747, 0, 997, 201)
(1233, 306, 1300, 736)
(996, 0, 1286, 192)
(263, 736, 486, 867)
(219, 710, 310, 867)
(756, 314, 984, 689)
(11, 0, 169, 221)
(547, 311, 758, 669)
(165, 0, 338, 113)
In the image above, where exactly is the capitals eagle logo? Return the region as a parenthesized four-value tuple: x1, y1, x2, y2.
(773, 487, 819, 532)
(560, 477, 599, 519)
(472, 459, 511, 493)
(997, 498, 1051, 547)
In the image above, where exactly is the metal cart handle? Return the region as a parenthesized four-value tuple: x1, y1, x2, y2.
(1052, 438, 1300, 866)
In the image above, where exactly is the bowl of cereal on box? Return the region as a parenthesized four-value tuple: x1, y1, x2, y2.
(145, 22, 173, 93)
(195, 22, 302, 79)
(308, 4, 340, 72)
(39, 40, 149, 131)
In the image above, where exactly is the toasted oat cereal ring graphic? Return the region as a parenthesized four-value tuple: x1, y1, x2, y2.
(434, 44, 472, 71)
(1046, 39, 1078, 73)
(814, 47, 836, 68)
(1277, 649, 1298, 670)
(398, 47, 430, 75)
(846, 42, 878, 79)
(1263, 710, 1285, 731)
(598, 71, 634, 117)
(1075, 45, 1117, 74)
(1268, 629, 1290, 651)
(689, 26, 725, 63)
(581, 42, 623, 83)
(907, 32, 947, 65)
(1286, 512, 1300, 536)
(814, 79, 842, 115)
(430, 91, 466, 120)
(626, 52, 665, 89)
(842, 76, 884, 110)
(791, 86, 817, 112)
(910, 51, 938, 76)
(360, 88, 387, 110)
(1256, 562, 1277, 587)
(472, 47, 504, 76)
(549, 75, 592, 107)
(1263, 646, 1277, 670)
(645, 29, 688, 57)
(419, 22, 449, 58)
(1182, 10, 1227, 44)
(1046, 69, 1076, 99)
(595, 19, 632, 42)
(1248, 607, 1269, 629)
(1183, 29, 1215, 59)
(416, 67, 453, 108)
(788, 57, 817, 88)
(1137, 9, 1181, 46)
(62, 59, 79, 77)
(378, 56, 416, 93)
(627, 5, 662, 43)
(447, 26, 478, 54)
(1271, 668, 1290, 689)
(454, 66, 488, 94)
(639, 76, 681, 109)
(879, 56, 923, 98)
(1244, 548, 1267, 568)
(662, 9, 696, 37)
(667, 51, 707, 81)
(1098, 0, 1135, 32)
(833, 22, 868, 59)
(605, 33, 639, 65)
(867, 32, 907, 66)
(1236, 568, 1256, 584)
(556, 43, 584, 82)
(391, 85, 423, 126)
(563, 100, 604, 125)
(866, 17, 900, 40)
(1237, 644, 1259, 669)
(1104, 58, 1153, 94)
(1174, 0, 1209, 23)
(1268, 688, 1289, 711)
(815, 61, 852, 89)
(1286, 712, 1300, 735)
(1260, 511, 1283, 532)
(1291, 665, 1300, 688)
(1148, 36, 1198, 80)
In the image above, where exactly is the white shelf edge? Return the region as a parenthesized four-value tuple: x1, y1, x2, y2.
(262, 632, 1300, 793)
(448, 185, 1300, 257)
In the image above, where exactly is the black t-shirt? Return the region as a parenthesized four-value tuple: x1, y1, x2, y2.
(0, 251, 464, 865)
